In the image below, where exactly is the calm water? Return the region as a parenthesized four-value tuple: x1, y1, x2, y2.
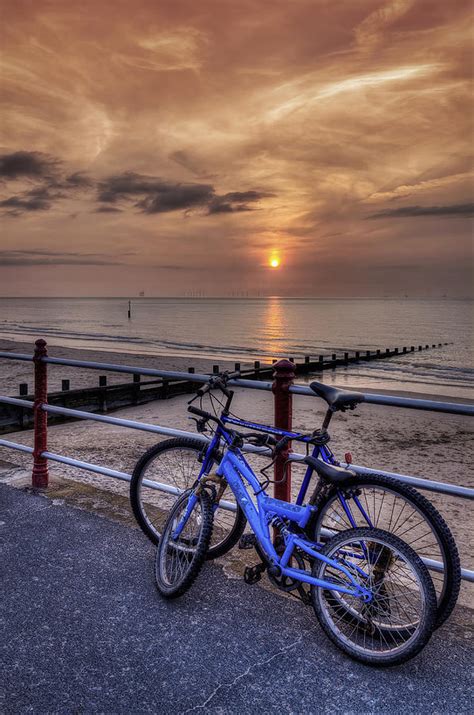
(0, 297, 472, 398)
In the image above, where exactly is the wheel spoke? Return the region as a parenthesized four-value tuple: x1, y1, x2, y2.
(315, 481, 449, 615)
(132, 440, 244, 557)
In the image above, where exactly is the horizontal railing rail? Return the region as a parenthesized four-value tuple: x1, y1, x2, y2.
(1, 350, 473, 414)
(1, 395, 472, 500)
(1, 342, 472, 583)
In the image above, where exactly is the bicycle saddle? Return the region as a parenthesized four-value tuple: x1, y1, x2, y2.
(309, 381, 365, 411)
(304, 456, 355, 484)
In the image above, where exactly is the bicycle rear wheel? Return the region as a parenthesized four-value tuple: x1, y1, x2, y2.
(310, 474, 460, 628)
(155, 489, 213, 599)
(130, 438, 246, 559)
(311, 527, 437, 666)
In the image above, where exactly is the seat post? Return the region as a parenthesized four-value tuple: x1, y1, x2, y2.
(322, 408, 334, 431)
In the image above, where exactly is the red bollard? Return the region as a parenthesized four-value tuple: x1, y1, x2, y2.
(272, 359, 295, 502)
(32, 339, 49, 488)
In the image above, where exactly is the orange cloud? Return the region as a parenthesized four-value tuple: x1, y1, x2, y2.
(0, 0, 472, 297)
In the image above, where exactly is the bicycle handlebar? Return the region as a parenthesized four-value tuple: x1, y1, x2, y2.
(188, 404, 221, 424)
(193, 370, 241, 399)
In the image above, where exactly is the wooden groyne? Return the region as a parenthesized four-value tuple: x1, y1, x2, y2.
(0, 342, 450, 434)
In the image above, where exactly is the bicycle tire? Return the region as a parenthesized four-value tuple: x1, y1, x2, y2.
(309, 473, 460, 628)
(130, 438, 246, 559)
(311, 527, 437, 666)
(155, 489, 213, 599)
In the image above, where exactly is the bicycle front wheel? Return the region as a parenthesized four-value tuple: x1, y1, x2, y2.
(312, 527, 437, 666)
(310, 474, 460, 628)
(130, 438, 246, 559)
(155, 489, 213, 599)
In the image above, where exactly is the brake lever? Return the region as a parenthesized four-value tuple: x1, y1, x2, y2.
(188, 417, 209, 433)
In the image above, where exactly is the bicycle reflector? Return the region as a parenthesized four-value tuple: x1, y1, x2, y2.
(345, 452, 353, 464)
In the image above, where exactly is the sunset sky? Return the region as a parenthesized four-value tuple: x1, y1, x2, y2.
(0, 0, 472, 297)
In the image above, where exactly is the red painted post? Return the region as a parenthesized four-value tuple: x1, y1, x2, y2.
(32, 339, 49, 488)
(272, 359, 295, 502)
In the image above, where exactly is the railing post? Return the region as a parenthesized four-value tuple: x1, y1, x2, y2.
(32, 339, 48, 488)
(272, 359, 294, 502)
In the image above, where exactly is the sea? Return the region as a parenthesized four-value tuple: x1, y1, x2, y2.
(0, 297, 472, 399)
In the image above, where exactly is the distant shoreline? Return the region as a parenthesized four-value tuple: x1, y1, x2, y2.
(0, 296, 472, 301)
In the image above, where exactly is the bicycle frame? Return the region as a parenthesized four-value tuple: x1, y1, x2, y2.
(222, 414, 375, 525)
(175, 420, 372, 601)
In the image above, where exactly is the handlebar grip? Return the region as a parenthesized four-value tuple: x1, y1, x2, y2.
(196, 383, 211, 397)
(226, 371, 241, 380)
(188, 405, 211, 419)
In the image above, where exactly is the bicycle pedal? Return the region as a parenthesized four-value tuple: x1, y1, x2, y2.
(238, 533, 258, 550)
(243, 563, 266, 585)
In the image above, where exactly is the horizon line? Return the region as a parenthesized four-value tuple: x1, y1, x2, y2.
(0, 295, 472, 301)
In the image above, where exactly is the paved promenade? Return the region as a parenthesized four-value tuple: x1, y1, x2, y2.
(1, 483, 472, 714)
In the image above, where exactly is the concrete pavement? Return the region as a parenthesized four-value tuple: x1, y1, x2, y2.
(1, 483, 472, 714)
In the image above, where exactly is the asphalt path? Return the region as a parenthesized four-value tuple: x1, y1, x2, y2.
(1, 484, 472, 714)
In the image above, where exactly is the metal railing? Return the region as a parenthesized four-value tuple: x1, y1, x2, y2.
(0, 341, 473, 582)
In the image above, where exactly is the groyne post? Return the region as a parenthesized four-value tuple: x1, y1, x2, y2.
(32, 339, 49, 488)
(272, 359, 294, 503)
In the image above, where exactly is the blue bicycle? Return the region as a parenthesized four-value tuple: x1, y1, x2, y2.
(131, 374, 460, 628)
(152, 373, 438, 665)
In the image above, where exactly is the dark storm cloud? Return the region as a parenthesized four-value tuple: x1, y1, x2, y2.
(97, 171, 271, 215)
(61, 172, 93, 188)
(0, 184, 69, 216)
(0, 249, 122, 266)
(0, 156, 271, 217)
(97, 172, 172, 202)
(0, 150, 60, 180)
(138, 184, 215, 214)
(0, 151, 95, 215)
(368, 203, 474, 219)
(207, 190, 274, 214)
(0, 192, 53, 214)
(98, 171, 214, 212)
(0, 196, 50, 212)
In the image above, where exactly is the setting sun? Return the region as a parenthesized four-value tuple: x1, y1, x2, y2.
(269, 257, 280, 269)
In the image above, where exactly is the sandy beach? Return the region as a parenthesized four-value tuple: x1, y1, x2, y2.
(0, 338, 242, 395)
(1, 337, 473, 614)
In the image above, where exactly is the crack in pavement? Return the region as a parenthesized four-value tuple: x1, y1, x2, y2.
(179, 627, 317, 714)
